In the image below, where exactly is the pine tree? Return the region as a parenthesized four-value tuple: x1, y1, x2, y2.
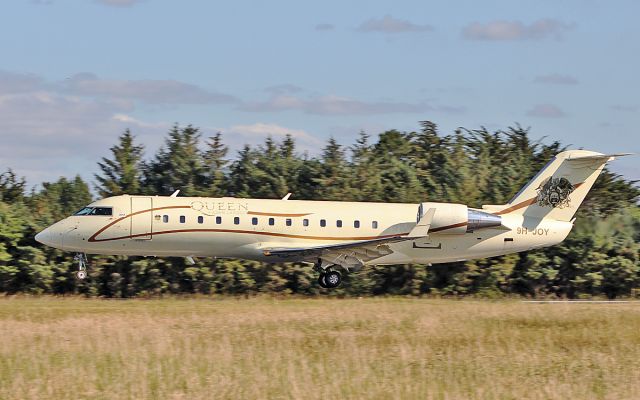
(31, 176, 92, 223)
(349, 131, 383, 201)
(410, 121, 459, 201)
(95, 129, 144, 197)
(0, 170, 26, 203)
(228, 145, 260, 197)
(314, 137, 351, 200)
(375, 130, 423, 202)
(144, 124, 206, 196)
(202, 132, 229, 197)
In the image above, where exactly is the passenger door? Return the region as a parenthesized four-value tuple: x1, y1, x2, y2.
(130, 197, 153, 240)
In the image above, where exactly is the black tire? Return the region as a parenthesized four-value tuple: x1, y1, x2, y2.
(324, 270, 342, 288)
(318, 274, 328, 288)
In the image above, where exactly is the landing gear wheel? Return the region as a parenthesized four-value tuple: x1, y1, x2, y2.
(318, 274, 328, 288)
(324, 270, 342, 288)
(74, 253, 88, 280)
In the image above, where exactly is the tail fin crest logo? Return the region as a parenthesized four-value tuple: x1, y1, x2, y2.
(536, 177, 575, 208)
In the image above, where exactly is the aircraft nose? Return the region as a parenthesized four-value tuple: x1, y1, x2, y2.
(35, 227, 59, 248)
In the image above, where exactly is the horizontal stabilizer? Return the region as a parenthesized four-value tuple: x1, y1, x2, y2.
(566, 153, 633, 161)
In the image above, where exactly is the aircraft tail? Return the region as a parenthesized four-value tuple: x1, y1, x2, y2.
(483, 150, 630, 222)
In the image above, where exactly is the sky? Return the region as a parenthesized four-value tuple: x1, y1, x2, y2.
(0, 0, 638, 188)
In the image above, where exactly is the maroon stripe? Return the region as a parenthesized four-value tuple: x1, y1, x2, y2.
(429, 221, 467, 233)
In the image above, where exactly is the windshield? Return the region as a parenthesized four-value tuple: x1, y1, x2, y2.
(74, 207, 113, 216)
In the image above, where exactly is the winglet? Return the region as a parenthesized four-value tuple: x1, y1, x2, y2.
(408, 208, 435, 238)
(170, 190, 180, 197)
(282, 193, 292, 200)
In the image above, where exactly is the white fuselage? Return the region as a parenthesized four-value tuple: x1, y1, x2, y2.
(36, 195, 573, 265)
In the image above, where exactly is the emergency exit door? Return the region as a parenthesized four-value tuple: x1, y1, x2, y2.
(130, 197, 153, 240)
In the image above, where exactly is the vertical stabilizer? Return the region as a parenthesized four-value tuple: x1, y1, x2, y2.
(487, 150, 626, 222)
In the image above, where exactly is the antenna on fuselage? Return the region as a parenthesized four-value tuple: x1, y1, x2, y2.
(170, 190, 180, 197)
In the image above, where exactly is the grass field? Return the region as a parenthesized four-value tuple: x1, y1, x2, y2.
(0, 298, 639, 400)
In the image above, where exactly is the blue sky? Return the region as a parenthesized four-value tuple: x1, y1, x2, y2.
(0, 0, 638, 186)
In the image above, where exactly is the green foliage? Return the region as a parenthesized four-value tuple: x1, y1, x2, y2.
(2, 121, 639, 297)
(202, 132, 229, 197)
(0, 170, 26, 203)
(95, 129, 144, 197)
(144, 124, 207, 196)
(29, 176, 92, 224)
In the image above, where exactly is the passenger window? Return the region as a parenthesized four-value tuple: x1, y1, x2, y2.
(372, 221, 378, 229)
(216, 216, 222, 224)
(252, 217, 258, 225)
(180, 216, 186, 224)
(198, 216, 204, 224)
(269, 217, 274, 226)
(163, 215, 169, 223)
(354, 220, 360, 228)
(320, 219, 326, 227)
(303, 219, 309, 227)
(234, 217, 240, 225)
(286, 218, 292, 226)
(336, 220, 342, 228)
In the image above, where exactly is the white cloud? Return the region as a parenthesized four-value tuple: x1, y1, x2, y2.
(227, 122, 311, 139)
(463, 19, 572, 41)
(526, 104, 566, 118)
(64, 73, 237, 105)
(315, 23, 335, 31)
(0, 70, 233, 184)
(224, 123, 322, 148)
(611, 104, 638, 112)
(96, 0, 143, 7)
(0, 91, 153, 184)
(533, 74, 579, 85)
(240, 94, 462, 115)
(0, 70, 49, 94)
(357, 15, 433, 33)
(263, 84, 304, 95)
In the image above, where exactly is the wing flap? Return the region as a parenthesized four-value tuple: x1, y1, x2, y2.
(262, 235, 409, 259)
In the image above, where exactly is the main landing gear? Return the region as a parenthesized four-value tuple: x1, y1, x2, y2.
(319, 270, 342, 288)
(74, 253, 88, 280)
(316, 261, 342, 289)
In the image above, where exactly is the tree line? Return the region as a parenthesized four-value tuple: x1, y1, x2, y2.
(1, 121, 639, 298)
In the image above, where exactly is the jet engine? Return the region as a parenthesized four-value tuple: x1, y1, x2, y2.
(417, 202, 502, 234)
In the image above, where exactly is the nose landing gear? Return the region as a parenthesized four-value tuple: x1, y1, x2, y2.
(74, 253, 88, 280)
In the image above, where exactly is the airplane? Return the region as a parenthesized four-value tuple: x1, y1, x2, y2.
(35, 150, 629, 289)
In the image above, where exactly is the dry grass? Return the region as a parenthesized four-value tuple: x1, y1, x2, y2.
(0, 298, 639, 400)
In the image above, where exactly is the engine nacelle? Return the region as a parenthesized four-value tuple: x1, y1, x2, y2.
(417, 202, 468, 234)
(417, 203, 502, 234)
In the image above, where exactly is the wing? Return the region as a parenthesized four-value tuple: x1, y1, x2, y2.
(262, 235, 413, 270)
(262, 208, 436, 271)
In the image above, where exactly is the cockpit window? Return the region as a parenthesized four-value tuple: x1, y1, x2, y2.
(91, 207, 113, 216)
(74, 207, 113, 216)
(74, 207, 94, 216)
